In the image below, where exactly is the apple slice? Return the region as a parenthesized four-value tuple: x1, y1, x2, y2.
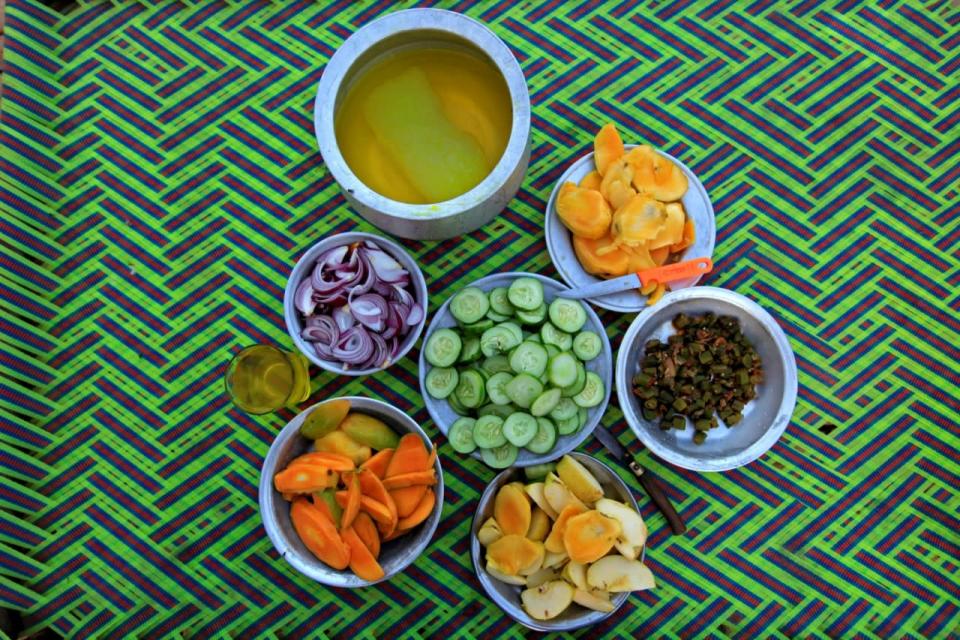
(595, 499, 647, 560)
(556, 455, 604, 504)
(544, 473, 587, 514)
(521, 580, 575, 620)
(543, 549, 569, 569)
(526, 567, 561, 588)
(477, 517, 503, 547)
(586, 556, 655, 592)
(486, 561, 526, 586)
(561, 560, 588, 591)
(573, 589, 615, 612)
(525, 482, 559, 520)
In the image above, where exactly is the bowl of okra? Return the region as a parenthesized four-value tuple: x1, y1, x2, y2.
(418, 272, 612, 468)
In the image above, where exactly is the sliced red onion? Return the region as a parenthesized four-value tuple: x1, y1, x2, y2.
(392, 284, 414, 307)
(332, 326, 374, 365)
(294, 279, 316, 315)
(389, 336, 401, 360)
(314, 342, 333, 359)
(349, 293, 388, 333)
(365, 248, 407, 283)
(301, 315, 339, 344)
(333, 305, 354, 331)
(407, 303, 424, 326)
(367, 331, 388, 369)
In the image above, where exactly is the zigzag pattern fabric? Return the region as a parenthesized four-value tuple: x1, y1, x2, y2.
(1, 0, 958, 637)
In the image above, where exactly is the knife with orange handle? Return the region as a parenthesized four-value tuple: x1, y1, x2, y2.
(555, 257, 713, 300)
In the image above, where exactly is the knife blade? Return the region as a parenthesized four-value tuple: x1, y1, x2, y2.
(555, 257, 712, 300)
(594, 425, 686, 535)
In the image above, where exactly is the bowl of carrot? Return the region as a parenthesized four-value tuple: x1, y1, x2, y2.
(259, 396, 443, 587)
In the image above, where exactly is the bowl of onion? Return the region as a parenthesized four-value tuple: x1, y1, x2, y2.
(284, 232, 428, 375)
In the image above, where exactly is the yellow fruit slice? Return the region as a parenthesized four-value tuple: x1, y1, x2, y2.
(594, 123, 624, 176)
(600, 158, 637, 210)
(579, 170, 602, 191)
(556, 182, 612, 240)
(649, 202, 686, 249)
(572, 234, 631, 278)
(611, 195, 666, 246)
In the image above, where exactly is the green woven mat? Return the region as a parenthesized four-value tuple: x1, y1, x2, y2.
(2, 0, 959, 637)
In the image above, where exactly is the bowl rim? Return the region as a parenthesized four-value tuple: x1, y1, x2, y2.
(615, 286, 798, 472)
(283, 231, 429, 376)
(545, 144, 716, 313)
(313, 7, 531, 218)
(470, 452, 638, 631)
(418, 271, 613, 467)
(258, 396, 444, 587)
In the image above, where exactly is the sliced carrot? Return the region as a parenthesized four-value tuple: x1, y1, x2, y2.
(397, 488, 435, 530)
(382, 470, 437, 490)
(382, 527, 411, 542)
(341, 526, 385, 581)
(391, 485, 427, 518)
(353, 512, 381, 559)
(385, 434, 429, 478)
(425, 445, 437, 471)
(341, 472, 361, 528)
(274, 465, 331, 493)
(360, 448, 394, 479)
(288, 452, 355, 472)
(358, 469, 398, 530)
(282, 492, 296, 502)
(290, 498, 350, 570)
(336, 492, 394, 526)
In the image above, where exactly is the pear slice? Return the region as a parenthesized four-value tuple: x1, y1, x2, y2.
(477, 517, 503, 547)
(521, 580, 575, 620)
(561, 560, 588, 591)
(573, 589, 615, 612)
(525, 482, 559, 520)
(586, 556, 655, 593)
(543, 473, 588, 514)
(526, 567, 561, 588)
(486, 561, 526, 586)
(543, 549, 569, 569)
(556, 455, 604, 504)
(595, 499, 647, 560)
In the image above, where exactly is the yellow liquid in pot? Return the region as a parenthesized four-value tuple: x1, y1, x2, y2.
(335, 44, 512, 204)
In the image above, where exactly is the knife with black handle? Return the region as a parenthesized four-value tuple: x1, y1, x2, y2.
(594, 425, 686, 535)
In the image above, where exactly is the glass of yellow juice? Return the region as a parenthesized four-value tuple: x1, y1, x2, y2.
(224, 345, 311, 414)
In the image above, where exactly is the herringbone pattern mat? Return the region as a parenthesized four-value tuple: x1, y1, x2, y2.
(1, 0, 958, 637)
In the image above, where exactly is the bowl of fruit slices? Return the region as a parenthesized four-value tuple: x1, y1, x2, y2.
(259, 396, 442, 587)
(418, 273, 612, 468)
(472, 454, 655, 631)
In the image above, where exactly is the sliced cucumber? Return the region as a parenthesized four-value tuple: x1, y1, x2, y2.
(572, 331, 602, 361)
(486, 310, 511, 323)
(544, 344, 560, 359)
(560, 361, 587, 398)
(541, 322, 573, 352)
(555, 413, 580, 435)
(488, 287, 515, 316)
(459, 336, 481, 363)
(424, 328, 461, 367)
(485, 371, 514, 406)
(548, 298, 587, 333)
(481, 442, 518, 469)
(524, 462, 555, 480)
(526, 418, 557, 454)
(548, 352, 578, 388)
(526, 334, 542, 344)
(480, 326, 521, 357)
(578, 406, 588, 429)
(481, 354, 512, 375)
(462, 319, 493, 334)
(455, 369, 486, 409)
(531, 388, 562, 417)
(479, 403, 514, 420)
(450, 286, 489, 324)
(516, 303, 547, 325)
(507, 277, 544, 311)
(473, 415, 506, 448)
(509, 342, 548, 377)
(503, 412, 538, 447)
(549, 397, 578, 421)
(425, 367, 458, 399)
(500, 322, 523, 344)
(448, 417, 477, 454)
(572, 371, 605, 408)
(505, 373, 544, 409)
(448, 391, 469, 416)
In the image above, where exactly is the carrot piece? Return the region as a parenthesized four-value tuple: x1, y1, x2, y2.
(352, 512, 381, 559)
(360, 448, 394, 479)
(397, 488, 435, 530)
(391, 485, 427, 518)
(290, 498, 350, 570)
(382, 527, 411, 542)
(341, 526, 385, 581)
(385, 434, 429, 478)
(358, 469, 398, 530)
(288, 452, 355, 472)
(341, 472, 361, 528)
(359, 496, 394, 525)
(382, 470, 437, 490)
(425, 446, 437, 471)
(282, 492, 296, 502)
(274, 465, 331, 493)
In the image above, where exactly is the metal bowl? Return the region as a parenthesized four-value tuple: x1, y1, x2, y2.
(545, 145, 716, 312)
(259, 396, 443, 587)
(615, 287, 797, 472)
(283, 231, 429, 376)
(314, 8, 531, 240)
(471, 453, 638, 631)
(419, 272, 612, 467)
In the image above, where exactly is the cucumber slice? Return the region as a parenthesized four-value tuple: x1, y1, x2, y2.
(480, 326, 521, 357)
(531, 388, 562, 417)
(455, 369, 486, 408)
(507, 277, 544, 311)
(479, 403, 514, 420)
(509, 342, 548, 377)
(572, 371, 605, 408)
(425, 328, 461, 367)
(572, 331, 602, 361)
(481, 442, 518, 469)
(481, 354, 512, 375)
(459, 336, 481, 363)
(503, 412, 538, 447)
(539, 370, 549, 385)
(524, 462, 555, 480)
(489, 287, 515, 316)
(560, 362, 586, 397)
(541, 322, 573, 352)
(526, 418, 557, 454)
(548, 352, 578, 388)
(448, 417, 477, 454)
(526, 334, 542, 344)
(486, 371, 514, 406)
(548, 299, 587, 333)
(473, 415, 506, 448)
(505, 373, 544, 409)
(425, 367, 458, 399)
(450, 286, 489, 324)
(578, 406, 588, 429)
(549, 397, 578, 421)
(500, 322, 523, 344)
(544, 344, 560, 359)
(516, 303, 547, 325)
(486, 310, 511, 323)
(555, 413, 580, 435)
(448, 391, 469, 416)
(462, 319, 493, 334)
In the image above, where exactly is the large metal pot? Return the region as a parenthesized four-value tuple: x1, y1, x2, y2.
(314, 9, 531, 240)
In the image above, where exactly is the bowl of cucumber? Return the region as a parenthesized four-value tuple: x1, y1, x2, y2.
(418, 273, 612, 468)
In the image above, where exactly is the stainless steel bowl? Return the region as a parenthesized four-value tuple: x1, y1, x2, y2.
(471, 453, 637, 631)
(283, 231, 429, 376)
(314, 8, 531, 240)
(419, 272, 612, 467)
(545, 145, 716, 312)
(259, 396, 443, 587)
(615, 287, 797, 472)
